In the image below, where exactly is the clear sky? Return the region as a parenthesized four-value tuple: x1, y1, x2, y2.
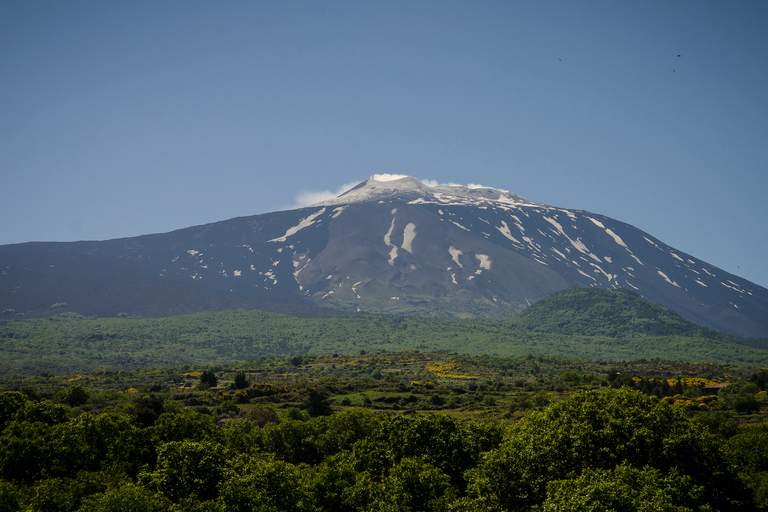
(2, 1, 767, 289)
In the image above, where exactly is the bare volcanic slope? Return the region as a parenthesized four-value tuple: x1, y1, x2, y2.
(1, 175, 766, 337)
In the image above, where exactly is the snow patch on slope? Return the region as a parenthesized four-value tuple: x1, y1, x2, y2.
(269, 208, 326, 242)
(496, 220, 521, 244)
(402, 223, 417, 253)
(544, 216, 601, 263)
(476, 254, 491, 270)
(657, 270, 680, 288)
(449, 246, 463, 267)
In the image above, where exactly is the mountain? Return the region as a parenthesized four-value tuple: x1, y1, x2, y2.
(1, 175, 767, 337)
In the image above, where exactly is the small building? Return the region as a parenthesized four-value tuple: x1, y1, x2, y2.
(702, 382, 729, 394)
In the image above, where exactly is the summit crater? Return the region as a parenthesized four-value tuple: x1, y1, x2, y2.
(314, 175, 532, 208)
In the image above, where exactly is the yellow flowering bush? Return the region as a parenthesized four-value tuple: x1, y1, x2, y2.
(425, 359, 478, 380)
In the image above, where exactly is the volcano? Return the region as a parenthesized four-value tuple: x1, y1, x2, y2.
(1, 175, 766, 337)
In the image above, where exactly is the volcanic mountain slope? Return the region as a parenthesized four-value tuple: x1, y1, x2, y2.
(1, 175, 766, 337)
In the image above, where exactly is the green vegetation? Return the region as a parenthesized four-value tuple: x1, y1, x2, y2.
(507, 287, 727, 338)
(1, 288, 766, 508)
(2, 291, 768, 377)
(0, 352, 767, 511)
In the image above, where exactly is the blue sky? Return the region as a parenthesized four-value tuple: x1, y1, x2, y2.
(2, 1, 767, 288)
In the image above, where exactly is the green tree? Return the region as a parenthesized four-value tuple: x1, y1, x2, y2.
(220, 399, 240, 417)
(0, 391, 28, 430)
(0, 416, 100, 483)
(62, 385, 90, 407)
(233, 371, 248, 389)
(350, 413, 503, 492)
(152, 410, 221, 445)
(25, 472, 117, 512)
(304, 453, 359, 512)
(92, 410, 153, 477)
(0, 481, 22, 512)
(750, 370, 768, 391)
(244, 406, 280, 427)
(734, 395, 761, 414)
(200, 371, 218, 388)
(313, 408, 380, 456)
(727, 424, 768, 509)
(542, 464, 707, 512)
(0, 420, 55, 482)
(127, 394, 165, 428)
(75, 483, 170, 512)
(303, 388, 332, 417)
(367, 457, 454, 512)
(15, 400, 69, 425)
(139, 440, 229, 503)
(261, 419, 321, 465)
(216, 455, 309, 512)
(47, 414, 102, 475)
(466, 388, 745, 511)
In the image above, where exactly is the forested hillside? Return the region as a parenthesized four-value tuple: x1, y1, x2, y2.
(506, 288, 726, 338)
(3, 289, 768, 377)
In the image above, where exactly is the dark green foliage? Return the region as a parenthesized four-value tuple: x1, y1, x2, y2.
(304, 453, 359, 512)
(303, 388, 332, 417)
(218, 456, 309, 512)
(233, 371, 248, 389)
(727, 424, 768, 510)
(0, 481, 21, 512)
(152, 411, 221, 444)
(261, 419, 322, 465)
(693, 410, 739, 438)
(312, 409, 380, 455)
(0, 391, 28, 430)
(243, 406, 280, 427)
(0, 356, 765, 511)
(26, 471, 117, 512)
(727, 424, 768, 473)
(128, 394, 165, 428)
(507, 287, 725, 339)
(62, 385, 90, 406)
(542, 464, 708, 512)
(90, 411, 153, 477)
(200, 370, 218, 388)
(366, 457, 454, 512)
(735, 395, 761, 414)
(17, 386, 41, 401)
(751, 369, 768, 390)
(430, 394, 446, 406)
(139, 440, 229, 503)
(351, 413, 504, 491)
(719, 382, 763, 415)
(16, 401, 68, 425)
(466, 388, 746, 511)
(75, 483, 170, 512)
(0, 414, 108, 483)
(2, 301, 767, 377)
(220, 399, 239, 416)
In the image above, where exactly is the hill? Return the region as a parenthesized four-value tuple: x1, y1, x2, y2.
(506, 288, 725, 338)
